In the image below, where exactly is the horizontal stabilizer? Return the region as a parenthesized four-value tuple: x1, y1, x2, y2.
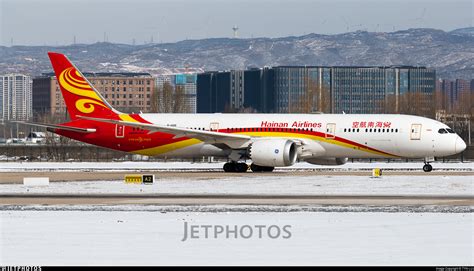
(14, 121, 96, 133)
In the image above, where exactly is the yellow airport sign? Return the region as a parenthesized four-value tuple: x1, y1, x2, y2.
(125, 175, 143, 184)
(124, 174, 155, 184)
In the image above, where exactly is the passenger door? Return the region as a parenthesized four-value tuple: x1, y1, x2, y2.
(325, 123, 336, 139)
(209, 122, 219, 132)
(410, 124, 422, 140)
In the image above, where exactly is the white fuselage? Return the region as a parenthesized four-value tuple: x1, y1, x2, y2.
(137, 113, 466, 159)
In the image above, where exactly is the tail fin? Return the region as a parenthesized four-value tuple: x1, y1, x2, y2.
(48, 52, 120, 120)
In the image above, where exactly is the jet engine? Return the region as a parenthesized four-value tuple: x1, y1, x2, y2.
(305, 157, 348, 166)
(249, 139, 297, 167)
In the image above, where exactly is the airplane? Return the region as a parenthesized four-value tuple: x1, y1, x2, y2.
(23, 52, 467, 172)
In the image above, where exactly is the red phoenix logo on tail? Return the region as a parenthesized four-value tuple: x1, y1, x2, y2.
(48, 52, 117, 120)
(58, 67, 108, 114)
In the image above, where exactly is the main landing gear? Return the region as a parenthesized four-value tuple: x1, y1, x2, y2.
(223, 162, 249, 173)
(423, 163, 433, 172)
(250, 163, 275, 172)
(223, 162, 275, 173)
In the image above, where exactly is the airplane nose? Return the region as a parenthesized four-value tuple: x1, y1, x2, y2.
(455, 137, 467, 153)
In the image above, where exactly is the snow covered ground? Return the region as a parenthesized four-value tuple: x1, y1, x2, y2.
(0, 161, 473, 171)
(1, 161, 471, 265)
(0, 210, 472, 265)
(1, 175, 472, 196)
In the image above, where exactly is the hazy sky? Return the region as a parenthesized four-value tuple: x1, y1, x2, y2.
(0, 0, 472, 46)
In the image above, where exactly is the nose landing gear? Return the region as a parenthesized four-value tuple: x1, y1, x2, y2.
(423, 157, 435, 172)
(423, 163, 433, 172)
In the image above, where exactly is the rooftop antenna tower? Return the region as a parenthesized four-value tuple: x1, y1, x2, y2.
(232, 25, 239, 38)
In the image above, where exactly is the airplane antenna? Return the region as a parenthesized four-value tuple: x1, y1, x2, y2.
(232, 25, 239, 38)
(414, 8, 426, 28)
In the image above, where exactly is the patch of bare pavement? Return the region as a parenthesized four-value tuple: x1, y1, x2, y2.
(0, 170, 473, 184)
(0, 194, 472, 206)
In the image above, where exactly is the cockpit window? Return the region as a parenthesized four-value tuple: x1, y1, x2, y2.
(438, 128, 448, 134)
(446, 128, 455, 134)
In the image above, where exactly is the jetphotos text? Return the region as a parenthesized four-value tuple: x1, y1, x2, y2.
(261, 121, 322, 128)
(181, 222, 292, 241)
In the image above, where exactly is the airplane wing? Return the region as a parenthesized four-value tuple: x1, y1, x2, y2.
(78, 116, 251, 148)
(14, 121, 97, 133)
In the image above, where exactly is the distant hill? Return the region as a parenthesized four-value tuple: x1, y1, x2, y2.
(450, 27, 474, 37)
(0, 28, 473, 80)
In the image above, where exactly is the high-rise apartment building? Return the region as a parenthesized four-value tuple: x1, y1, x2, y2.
(1, 74, 33, 121)
(174, 73, 197, 113)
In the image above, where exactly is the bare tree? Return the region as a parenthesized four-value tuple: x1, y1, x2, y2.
(398, 91, 435, 118)
(289, 76, 331, 113)
(223, 103, 238, 113)
(173, 85, 187, 113)
(155, 82, 188, 113)
(318, 83, 332, 113)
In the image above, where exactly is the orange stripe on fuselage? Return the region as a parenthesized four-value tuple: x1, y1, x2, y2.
(120, 123, 398, 157)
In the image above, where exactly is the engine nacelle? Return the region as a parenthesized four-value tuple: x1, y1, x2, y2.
(249, 139, 297, 167)
(305, 157, 348, 166)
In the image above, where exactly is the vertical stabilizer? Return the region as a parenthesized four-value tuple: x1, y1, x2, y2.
(47, 52, 120, 120)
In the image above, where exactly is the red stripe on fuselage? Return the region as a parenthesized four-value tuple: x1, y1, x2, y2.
(53, 121, 397, 157)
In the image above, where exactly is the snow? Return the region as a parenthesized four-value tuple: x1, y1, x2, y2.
(1, 162, 471, 265)
(0, 211, 472, 265)
(0, 161, 473, 171)
(1, 175, 473, 196)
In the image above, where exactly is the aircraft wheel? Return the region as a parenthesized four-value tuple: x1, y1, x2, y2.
(250, 163, 275, 172)
(250, 163, 263, 172)
(423, 164, 433, 172)
(224, 162, 248, 173)
(223, 162, 236, 172)
(236, 163, 249, 172)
